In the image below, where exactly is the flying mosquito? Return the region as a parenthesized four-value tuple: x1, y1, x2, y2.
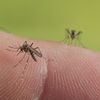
(7, 41, 42, 67)
(62, 28, 85, 47)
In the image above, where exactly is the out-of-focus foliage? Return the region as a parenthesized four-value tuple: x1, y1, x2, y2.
(0, 0, 100, 51)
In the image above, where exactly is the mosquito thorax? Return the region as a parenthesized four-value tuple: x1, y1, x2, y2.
(70, 30, 76, 40)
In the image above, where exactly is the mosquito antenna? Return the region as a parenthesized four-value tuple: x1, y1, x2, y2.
(6, 49, 18, 52)
(7, 41, 20, 49)
(8, 46, 19, 50)
(10, 44, 18, 47)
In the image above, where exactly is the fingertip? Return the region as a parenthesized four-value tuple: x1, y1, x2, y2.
(0, 32, 48, 100)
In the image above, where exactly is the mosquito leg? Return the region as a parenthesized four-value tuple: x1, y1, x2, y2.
(66, 37, 70, 44)
(70, 39, 72, 44)
(63, 33, 70, 44)
(25, 54, 30, 68)
(61, 37, 67, 43)
(34, 47, 40, 50)
(76, 36, 85, 48)
(34, 47, 41, 53)
(34, 47, 42, 57)
(78, 39, 85, 48)
(17, 50, 22, 56)
(13, 53, 26, 67)
(76, 31, 82, 36)
(65, 28, 70, 34)
(22, 54, 30, 75)
(30, 43, 33, 47)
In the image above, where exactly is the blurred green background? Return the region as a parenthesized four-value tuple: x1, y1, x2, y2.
(0, 0, 100, 51)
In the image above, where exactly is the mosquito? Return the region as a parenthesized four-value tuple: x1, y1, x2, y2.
(7, 41, 42, 67)
(63, 28, 85, 47)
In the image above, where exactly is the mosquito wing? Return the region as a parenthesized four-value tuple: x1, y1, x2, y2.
(29, 50, 37, 62)
(29, 47, 42, 57)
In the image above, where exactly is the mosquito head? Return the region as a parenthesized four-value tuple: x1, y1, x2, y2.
(70, 30, 76, 39)
(23, 41, 28, 46)
(71, 30, 76, 35)
(19, 41, 29, 52)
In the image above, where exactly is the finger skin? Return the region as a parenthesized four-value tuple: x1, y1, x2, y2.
(40, 44, 100, 100)
(0, 33, 100, 100)
(0, 33, 48, 100)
